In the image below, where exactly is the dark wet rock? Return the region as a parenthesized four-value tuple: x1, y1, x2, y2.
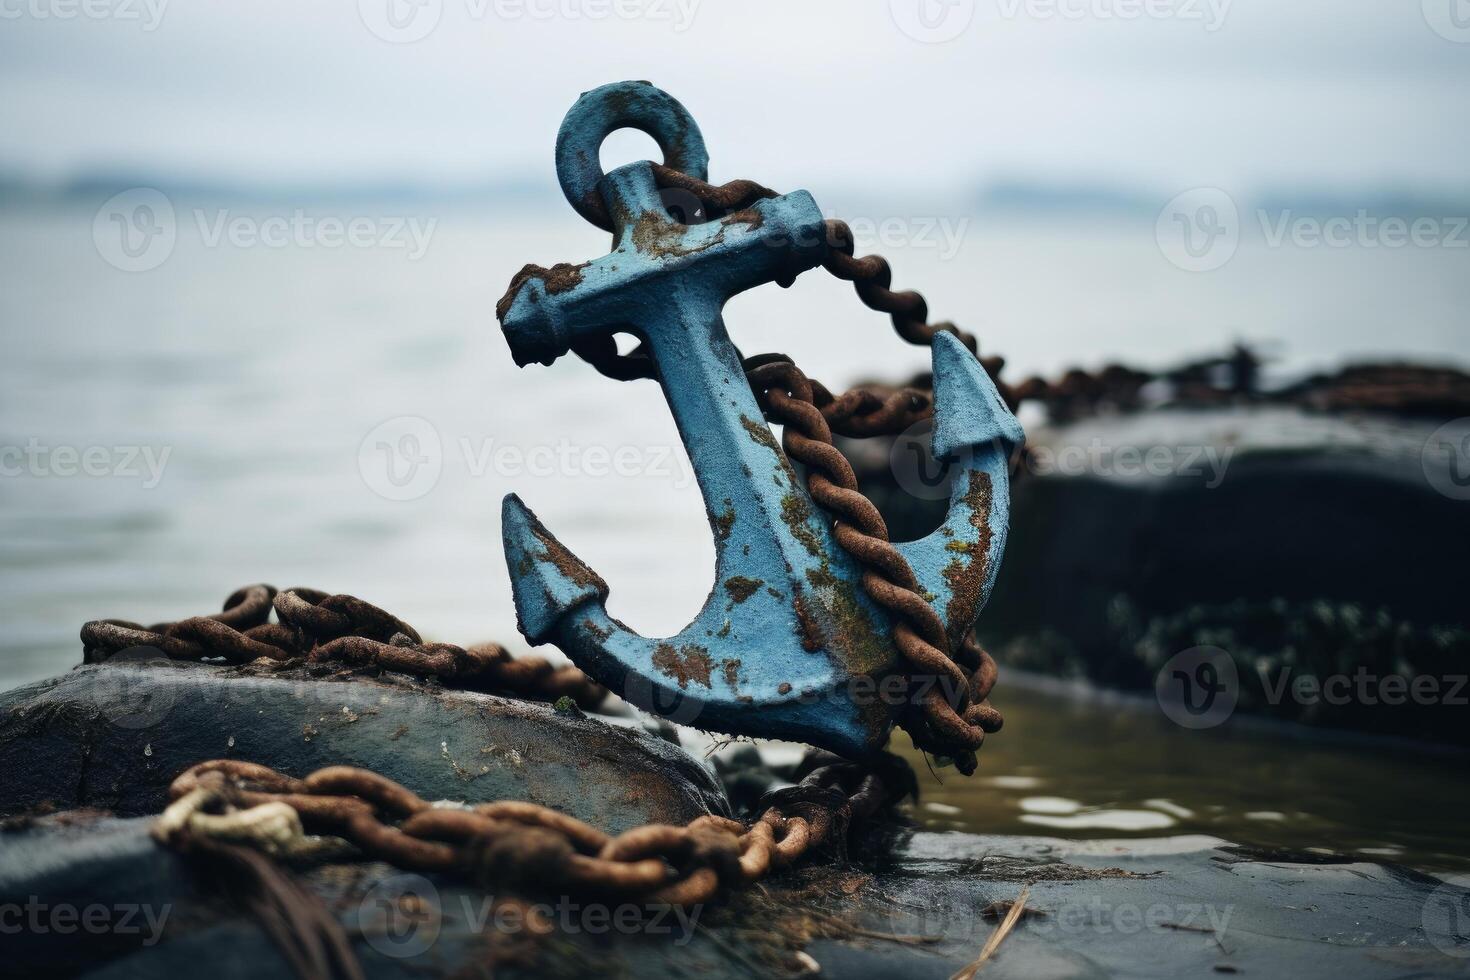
(4, 815, 1467, 978)
(848, 406, 1470, 744)
(0, 661, 727, 829)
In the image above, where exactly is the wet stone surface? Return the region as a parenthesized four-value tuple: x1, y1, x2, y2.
(3, 664, 1468, 977)
(3, 816, 1467, 978)
(0, 662, 726, 830)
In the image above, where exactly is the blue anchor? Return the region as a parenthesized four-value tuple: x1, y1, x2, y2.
(498, 82, 1023, 759)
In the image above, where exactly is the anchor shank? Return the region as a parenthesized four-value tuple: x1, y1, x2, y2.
(642, 295, 804, 578)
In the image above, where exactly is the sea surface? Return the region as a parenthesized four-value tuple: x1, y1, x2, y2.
(2, 200, 1467, 871)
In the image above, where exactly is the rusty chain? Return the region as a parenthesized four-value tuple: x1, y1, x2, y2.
(747, 357, 1003, 776)
(81, 584, 605, 709)
(158, 753, 907, 909)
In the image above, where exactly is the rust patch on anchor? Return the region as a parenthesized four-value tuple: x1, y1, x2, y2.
(781, 492, 824, 558)
(710, 500, 736, 542)
(631, 211, 728, 259)
(722, 659, 741, 688)
(531, 523, 608, 594)
(720, 208, 764, 231)
(941, 471, 994, 648)
(652, 643, 714, 688)
(740, 412, 824, 559)
(792, 591, 824, 652)
(495, 261, 587, 321)
(724, 576, 763, 604)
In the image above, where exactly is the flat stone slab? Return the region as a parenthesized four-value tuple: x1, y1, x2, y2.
(0, 662, 726, 831)
(4, 816, 1467, 978)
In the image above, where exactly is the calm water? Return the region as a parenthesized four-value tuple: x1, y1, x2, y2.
(2, 201, 1467, 871)
(897, 683, 1470, 874)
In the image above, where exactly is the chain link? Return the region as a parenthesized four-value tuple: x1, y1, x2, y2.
(748, 357, 1003, 775)
(81, 585, 605, 709)
(159, 753, 907, 907)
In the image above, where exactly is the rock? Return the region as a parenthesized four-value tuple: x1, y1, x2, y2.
(3, 815, 1466, 978)
(847, 406, 1470, 743)
(0, 661, 727, 830)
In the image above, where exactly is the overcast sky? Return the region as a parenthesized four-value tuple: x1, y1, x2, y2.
(2, 0, 1467, 198)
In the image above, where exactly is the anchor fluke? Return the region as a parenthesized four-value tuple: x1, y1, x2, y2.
(502, 494, 608, 645)
(930, 331, 1024, 460)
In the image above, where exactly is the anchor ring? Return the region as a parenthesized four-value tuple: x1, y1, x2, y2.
(554, 80, 710, 231)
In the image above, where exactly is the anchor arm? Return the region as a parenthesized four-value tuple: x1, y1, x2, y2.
(500, 164, 827, 370)
(894, 332, 1025, 646)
